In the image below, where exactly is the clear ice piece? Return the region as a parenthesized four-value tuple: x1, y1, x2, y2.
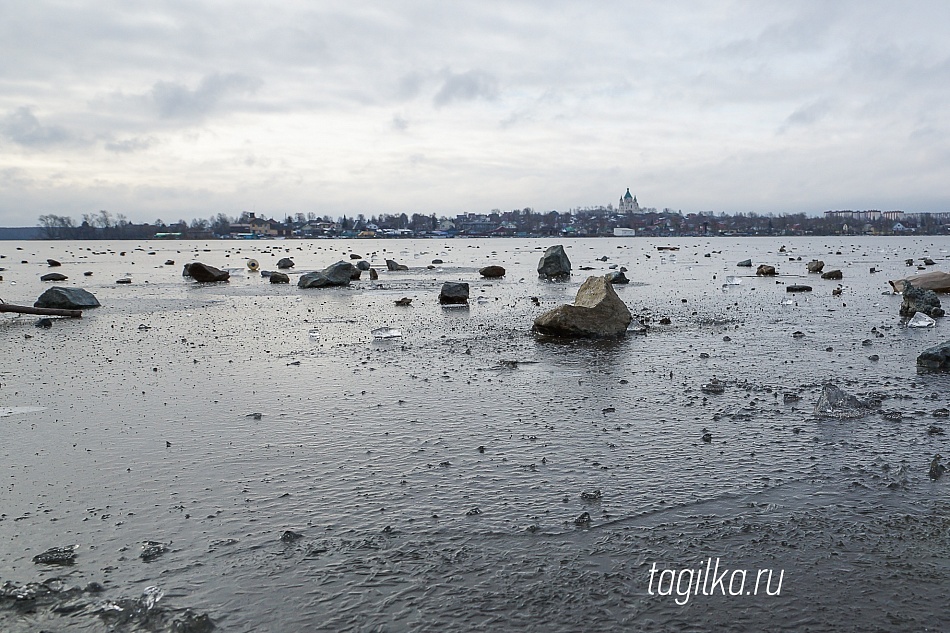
(725, 276, 742, 285)
(908, 312, 936, 328)
(372, 327, 402, 339)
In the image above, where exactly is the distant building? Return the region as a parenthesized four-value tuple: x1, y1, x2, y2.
(613, 227, 636, 237)
(619, 188, 640, 213)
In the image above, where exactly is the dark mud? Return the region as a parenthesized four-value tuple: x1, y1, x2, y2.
(1, 237, 949, 631)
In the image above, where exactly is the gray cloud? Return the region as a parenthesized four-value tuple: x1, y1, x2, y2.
(433, 70, 498, 107)
(104, 136, 154, 153)
(148, 73, 263, 120)
(0, 107, 75, 147)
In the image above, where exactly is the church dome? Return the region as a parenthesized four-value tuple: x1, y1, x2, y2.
(623, 188, 633, 200)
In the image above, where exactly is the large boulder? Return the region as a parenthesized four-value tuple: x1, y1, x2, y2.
(47, 259, 62, 267)
(537, 245, 571, 279)
(756, 264, 776, 276)
(532, 276, 632, 338)
(269, 272, 290, 284)
(479, 265, 506, 278)
(34, 287, 100, 309)
(356, 260, 371, 271)
(439, 282, 470, 304)
(605, 271, 629, 284)
(277, 257, 295, 269)
(918, 341, 950, 372)
(386, 259, 409, 271)
(806, 260, 824, 273)
(889, 271, 950, 293)
(821, 269, 843, 280)
(900, 281, 944, 318)
(298, 261, 360, 288)
(185, 262, 230, 282)
(40, 273, 68, 282)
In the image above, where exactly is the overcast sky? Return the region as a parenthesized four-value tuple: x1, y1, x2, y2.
(2, 1, 950, 226)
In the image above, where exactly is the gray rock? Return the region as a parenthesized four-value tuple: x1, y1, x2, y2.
(349, 254, 362, 260)
(917, 340, 950, 372)
(184, 262, 230, 282)
(806, 260, 824, 273)
(737, 259, 752, 267)
(532, 275, 632, 338)
(821, 269, 843, 280)
(900, 281, 944, 318)
(479, 265, 506, 278)
(269, 272, 290, 284)
(47, 259, 61, 267)
(277, 257, 295, 269)
(537, 245, 571, 279)
(40, 272, 68, 282)
(356, 260, 371, 271)
(756, 264, 776, 276)
(605, 271, 629, 284)
(439, 282, 470, 304)
(814, 384, 874, 419)
(298, 261, 359, 288)
(369, 268, 379, 280)
(432, 259, 444, 264)
(786, 285, 812, 292)
(34, 287, 100, 309)
(164, 259, 175, 266)
(386, 259, 409, 271)
(297, 272, 332, 288)
(32, 545, 77, 565)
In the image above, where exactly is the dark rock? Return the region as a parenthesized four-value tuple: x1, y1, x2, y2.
(40, 272, 68, 281)
(298, 261, 360, 288)
(821, 269, 843, 280)
(479, 265, 506, 278)
(280, 530, 304, 543)
(574, 512, 592, 526)
(349, 254, 362, 260)
(47, 259, 61, 267)
(933, 408, 950, 418)
(701, 432, 712, 443)
(35, 318, 53, 329)
(737, 259, 752, 267)
(277, 257, 295, 269)
(924, 258, 936, 266)
(269, 272, 290, 284)
(260, 270, 273, 277)
(869, 354, 880, 361)
(32, 545, 77, 565)
(356, 260, 371, 271)
(786, 285, 812, 292)
(814, 384, 874, 418)
(115, 278, 132, 284)
(185, 262, 230, 282)
(297, 272, 332, 288)
(83, 271, 93, 276)
(395, 297, 412, 306)
(369, 268, 379, 280)
(386, 259, 409, 271)
(906, 258, 914, 266)
(917, 340, 950, 372)
(929, 455, 945, 480)
(34, 287, 100, 309)
(756, 264, 776, 276)
(432, 259, 444, 264)
(901, 281, 944, 318)
(439, 282, 470, 305)
(533, 275, 632, 338)
(605, 271, 629, 284)
(165, 259, 175, 265)
(537, 245, 571, 279)
(701, 379, 725, 394)
(466, 507, 481, 516)
(806, 260, 824, 273)
(783, 393, 801, 403)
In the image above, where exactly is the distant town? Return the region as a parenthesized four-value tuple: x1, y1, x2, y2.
(15, 188, 950, 240)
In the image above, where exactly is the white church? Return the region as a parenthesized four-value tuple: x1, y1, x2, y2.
(619, 188, 640, 213)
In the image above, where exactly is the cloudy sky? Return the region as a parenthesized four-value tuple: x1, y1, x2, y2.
(2, 1, 950, 226)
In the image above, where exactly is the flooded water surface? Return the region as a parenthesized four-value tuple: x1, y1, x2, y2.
(1, 237, 949, 631)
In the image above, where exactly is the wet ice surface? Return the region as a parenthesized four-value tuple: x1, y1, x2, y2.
(1, 236, 949, 632)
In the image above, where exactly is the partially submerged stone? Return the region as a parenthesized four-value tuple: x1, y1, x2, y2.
(34, 287, 100, 309)
(184, 262, 230, 282)
(532, 275, 632, 338)
(806, 260, 824, 273)
(298, 261, 360, 288)
(737, 259, 752, 267)
(386, 259, 409, 271)
(277, 257, 295, 269)
(814, 384, 875, 419)
(269, 272, 290, 284)
(40, 272, 67, 281)
(917, 340, 950, 372)
(786, 285, 812, 293)
(900, 281, 944, 318)
(32, 545, 77, 565)
(756, 264, 776, 276)
(605, 271, 629, 284)
(821, 269, 843, 280)
(537, 245, 571, 280)
(439, 282, 470, 304)
(479, 265, 506, 278)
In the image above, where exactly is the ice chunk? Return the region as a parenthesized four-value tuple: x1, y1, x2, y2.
(725, 276, 742, 285)
(308, 328, 320, 340)
(908, 312, 936, 328)
(372, 327, 402, 339)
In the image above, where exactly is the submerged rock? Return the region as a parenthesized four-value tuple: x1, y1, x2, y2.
(814, 384, 875, 419)
(386, 259, 409, 271)
(185, 262, 230, 282)
(929, 455, 945, 480)
(439, 282, 470, 305)
(269, 272, 290, 284)
(32, 545, 77, 565)
(40, 272, 68, 281)
(900, 281, 944, 318)
(277, 257, 294, 269)
(34, 287, 100, 309)
(532, 275, 632, 338)
(756, 264, 777, 276)
(537, 245, 571, 280)
(917, 340, 950, 372)
(821, 269, 843, 280)
(479, 265, 506, 278)
(140, 541, 168, 562)
(807, 260, 824, 273)
(786, 285, 812, 293)
(280, 530, 304, 543)
(605, 271, 629, 284)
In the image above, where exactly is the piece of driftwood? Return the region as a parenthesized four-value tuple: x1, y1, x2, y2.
(0, 303, 82, 318)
